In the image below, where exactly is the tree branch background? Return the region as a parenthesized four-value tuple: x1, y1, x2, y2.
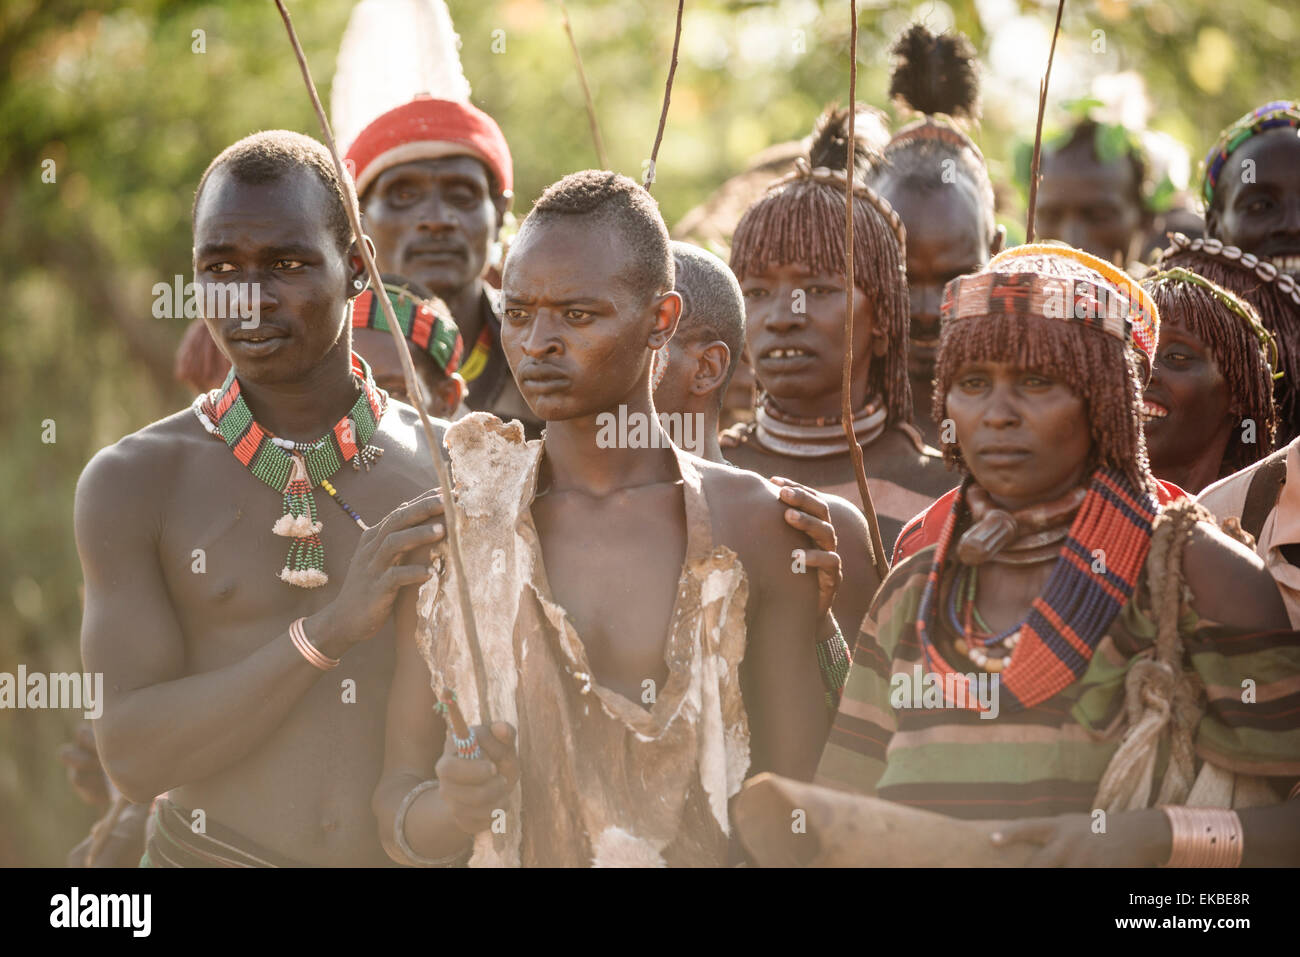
(2, 0, 1295, 865)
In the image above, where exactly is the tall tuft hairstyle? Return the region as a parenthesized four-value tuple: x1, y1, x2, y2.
(933, 253, 1155, 494)
(730, 107, 912, 426)
(1159, 235, 1300, 443)
(1142, 269, 1277, 476)
(873, 25, 995, 237)
(807, 105, 880, 183)
(888, 23, 980, 120)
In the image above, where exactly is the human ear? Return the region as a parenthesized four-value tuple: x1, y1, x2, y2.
(346, 236, 376, 298)
(435, 374, 465, 417)
(990, 224, 1006, 257)
(647, 290, 683, 349)
(691, 341, 731, 398)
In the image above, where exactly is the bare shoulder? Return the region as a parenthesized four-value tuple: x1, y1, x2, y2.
(1180, 520, 1289, 630)
(693, 456, 812, 585)
(378, 400, 442, 459)
(76, 410, 207, 531)
(374, 400, 446, 488)
(822, 492, 870, 541)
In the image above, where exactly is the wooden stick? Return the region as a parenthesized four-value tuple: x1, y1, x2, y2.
(840, 0, 889, 583)
(1025, 0, 1067, 244)
(734, 773, 1036, 867)
(272, 0, 492, 723)
(643, 0, 685, 192)
(559, 1, 608, 169)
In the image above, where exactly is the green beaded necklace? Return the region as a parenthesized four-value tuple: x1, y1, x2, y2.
(191, 353, 388, 588)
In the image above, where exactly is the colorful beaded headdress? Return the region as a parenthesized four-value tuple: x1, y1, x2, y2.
(888, 119, 986, 166)
(351, 280, 464, 375)
(946, 243, 1160, 369)
(1201, 100, 1300, 208)
(192, 352, 388, 588)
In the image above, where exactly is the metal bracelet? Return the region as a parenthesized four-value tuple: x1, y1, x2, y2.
(394, 780, 471, 868)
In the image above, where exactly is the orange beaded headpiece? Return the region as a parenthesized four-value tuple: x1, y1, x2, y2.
(933, 243, 1158, 494)
(985, 243, 1159, 369)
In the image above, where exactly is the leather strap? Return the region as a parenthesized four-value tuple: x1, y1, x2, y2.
(1241, 447, 1288, 541)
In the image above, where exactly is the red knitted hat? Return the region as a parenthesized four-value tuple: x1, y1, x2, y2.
(345, 95, 512, 199)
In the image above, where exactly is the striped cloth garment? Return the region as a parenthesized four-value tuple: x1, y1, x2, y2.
(816, 546, 1300, 820)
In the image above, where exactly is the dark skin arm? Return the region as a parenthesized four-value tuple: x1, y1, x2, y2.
(77, 444, 446, 802)
(728, 475, 834, 780)
(991, 798, 1300, 866)
(992, 521, 1295, 865)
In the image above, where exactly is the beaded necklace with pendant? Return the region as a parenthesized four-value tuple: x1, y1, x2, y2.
(191, 352, 387, 588)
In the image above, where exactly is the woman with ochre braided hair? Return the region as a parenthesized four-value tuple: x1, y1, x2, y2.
(1159, 230, 1300, 447)
(1140, 268, 1278, 494)
(722, 106, 955, 551)
(817, 244, 1300, 866)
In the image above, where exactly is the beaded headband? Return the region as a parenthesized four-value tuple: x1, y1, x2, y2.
(781, 157, 908, 259)
(351, 280, 464, 375)
(1201, 101, 1300, 207)
(1159, 232, 1300, 306)
(941, 271, 1132, 346)
(1142, 266, 1280, 377)
(986, 243, 1159, 365)
(887, 118, 987, 166)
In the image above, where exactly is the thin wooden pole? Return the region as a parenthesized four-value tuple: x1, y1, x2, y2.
(273, 0, 492, 722)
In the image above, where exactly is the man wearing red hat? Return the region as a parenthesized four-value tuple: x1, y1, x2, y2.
(346, 95, 542, 437)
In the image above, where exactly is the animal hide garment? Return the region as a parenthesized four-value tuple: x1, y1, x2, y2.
(416, 412, 751, 866)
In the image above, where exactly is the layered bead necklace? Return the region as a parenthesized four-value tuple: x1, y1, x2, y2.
(752, 393, 887, 458)
(946, 484, 1088, 672)
(915, 467, 1158, 711)
(191, 353, 387, 588)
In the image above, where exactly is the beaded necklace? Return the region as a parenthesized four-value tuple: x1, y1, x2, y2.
(191, 353, 388, 588)
(915, 467, 1158, 712)
(752, 394, 887, 459)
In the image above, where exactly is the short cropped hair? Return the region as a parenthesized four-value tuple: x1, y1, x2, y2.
(193, 130, 355, 254)
(671, 241, 746, 402)
(519, 170, 673, 303)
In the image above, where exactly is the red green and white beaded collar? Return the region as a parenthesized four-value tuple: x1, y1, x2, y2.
(191, 353, 388, 588)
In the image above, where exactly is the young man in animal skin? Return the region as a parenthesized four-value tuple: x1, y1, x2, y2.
(374, 172, 833, 867)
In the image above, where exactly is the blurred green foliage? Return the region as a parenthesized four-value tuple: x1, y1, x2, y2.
(2, 0, 1296, 865)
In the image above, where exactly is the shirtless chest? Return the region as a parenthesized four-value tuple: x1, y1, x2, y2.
(152, 415, 435, 863)
(159, 425, 431, 658)
(531, 483, 689, 704)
